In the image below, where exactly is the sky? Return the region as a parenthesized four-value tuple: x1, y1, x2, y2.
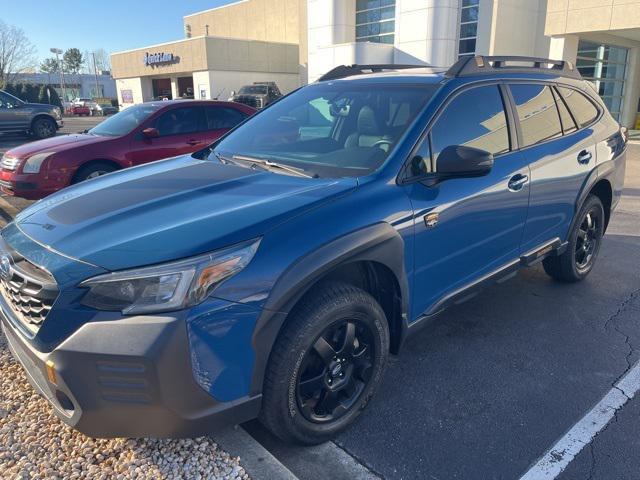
(2, 0, 237, 64)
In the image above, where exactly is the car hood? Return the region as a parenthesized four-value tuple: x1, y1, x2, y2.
(6, 134, 109, 159)
(14, 155, 357, 271)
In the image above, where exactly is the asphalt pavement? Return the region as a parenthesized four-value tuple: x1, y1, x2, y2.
(0, 129, 638, 480)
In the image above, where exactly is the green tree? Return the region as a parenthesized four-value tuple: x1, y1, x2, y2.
(40, 57, 59, 74)
(37, 84, 48, 103)
(46, 85, 63, 110)
(63, 48, 84, 74)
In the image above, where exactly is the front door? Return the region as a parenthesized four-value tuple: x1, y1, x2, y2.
(405, 84, 530, 320)
(0, 92, 28, 132)
(128, 106, 208, 166)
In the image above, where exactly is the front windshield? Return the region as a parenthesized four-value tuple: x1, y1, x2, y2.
(239, 86, 268, 95)
(89, 103, 162, 137)
(215, 82, 438, 177)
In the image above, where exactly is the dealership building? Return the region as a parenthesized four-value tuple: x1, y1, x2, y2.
(111, 0, 640, 128)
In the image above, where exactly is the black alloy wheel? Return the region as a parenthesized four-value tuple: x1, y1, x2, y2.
(543, 194, 605, 282)
(574, 207, 601, 272)
(296, 319, 375, 423)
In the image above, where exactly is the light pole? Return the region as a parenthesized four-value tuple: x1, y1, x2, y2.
(92, 52, 101, 99)
(50, 48, 67, 105)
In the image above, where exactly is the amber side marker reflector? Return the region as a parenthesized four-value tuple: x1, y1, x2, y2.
(45, 360, 57, 385)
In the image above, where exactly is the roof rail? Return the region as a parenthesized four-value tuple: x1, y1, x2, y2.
(445, 55, 581, 79)
(317, 64, 427, 82)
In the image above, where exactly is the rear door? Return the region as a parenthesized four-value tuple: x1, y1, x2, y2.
(128, 106, 207, 165)
(203, 106, 249, 143)
(508, 83, 598, 252)
(405, 83, 531, 318)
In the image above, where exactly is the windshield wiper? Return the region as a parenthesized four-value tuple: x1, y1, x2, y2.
(232, 155, 314, 178)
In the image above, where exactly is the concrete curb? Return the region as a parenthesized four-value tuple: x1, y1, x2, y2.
(212, 426, 299, 480)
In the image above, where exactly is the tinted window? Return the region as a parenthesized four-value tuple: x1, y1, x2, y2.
(557, 86, 599, 128)
(154, 107, 204, 136)
(205, 107, 247, 130)
(89, 103, 162, 137)
(430, 85, 509, 169)
(551, 87, 578, 135)
(509, 84, 562, 147)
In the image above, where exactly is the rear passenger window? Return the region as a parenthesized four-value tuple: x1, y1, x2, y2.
(430, 85, 510, 170)
(552, 87, 578, 135)
(557, 87, 599, 128)
(509, 84, 562, 147)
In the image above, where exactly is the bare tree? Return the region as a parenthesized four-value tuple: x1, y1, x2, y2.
(92, 48, 111, 72)
(0, 20, 37, 88)
(82, 48, 111, 74)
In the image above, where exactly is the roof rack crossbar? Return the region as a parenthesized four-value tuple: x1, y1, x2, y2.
(445, 55, 581, 79)
(317, 64, 428, 82)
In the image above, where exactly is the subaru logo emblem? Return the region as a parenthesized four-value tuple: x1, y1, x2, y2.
(0, 254, 11, 279)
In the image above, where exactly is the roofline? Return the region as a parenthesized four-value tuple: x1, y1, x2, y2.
(183, 0, 248, 19)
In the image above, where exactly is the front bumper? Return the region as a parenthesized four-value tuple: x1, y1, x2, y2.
(56, 119, 64, 128)
(0, 170, 59, 199)
(1, 309, 261, 438)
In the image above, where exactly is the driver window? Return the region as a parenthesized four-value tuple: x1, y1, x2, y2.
(430, 85, 509, 171)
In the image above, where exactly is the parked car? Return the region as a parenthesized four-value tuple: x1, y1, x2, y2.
(0, 57, 627, 445)
(0, 90, 63, 139)
(0, 100, 255, 199)
(231, 82, 282, 109)
(71, 105, 91, 116)
(95, 103, 119, 116)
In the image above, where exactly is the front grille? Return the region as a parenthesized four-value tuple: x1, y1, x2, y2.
(1, 155, 21, 171)
(0, 242, 58, 334)
(234, 96, 262, 108)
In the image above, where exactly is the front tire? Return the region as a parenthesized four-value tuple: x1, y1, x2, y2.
(73, 162, 117, 183)
(260, 282, 389, 445)
(543, 194, 605, 282)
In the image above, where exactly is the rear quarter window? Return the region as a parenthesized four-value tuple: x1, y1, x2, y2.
(556, 86, 600, 128)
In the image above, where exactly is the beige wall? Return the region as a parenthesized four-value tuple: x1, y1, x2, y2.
(546, 0, 640, 36)
(111, 37, 299, 80)
(184, 0, 307, 72)
(476, 0, 551, 58)
(111, 37, 209, 80)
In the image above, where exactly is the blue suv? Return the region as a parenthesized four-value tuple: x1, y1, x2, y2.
(0, 56, 627, 445)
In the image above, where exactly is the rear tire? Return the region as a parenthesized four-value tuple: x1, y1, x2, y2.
(31, 117, 56, 139)
(260, 282, 389, 445)
(543, 194, 605, 282)
(73, 162, 117, 183)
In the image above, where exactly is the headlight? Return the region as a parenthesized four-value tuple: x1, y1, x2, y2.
(53, 107, 61, 118)
(22, 152, 55, 174)
(80, 239, 260, 314)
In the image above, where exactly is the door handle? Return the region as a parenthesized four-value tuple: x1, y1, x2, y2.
(508, 173, 529, 192)
(186, 139, 199, 146)
(577, 150, 592, 164)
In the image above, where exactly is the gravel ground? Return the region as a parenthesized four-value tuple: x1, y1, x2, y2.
(0, 331, 250, 480)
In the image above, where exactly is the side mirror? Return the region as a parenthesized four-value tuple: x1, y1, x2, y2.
(142, 127, 159, 139)
(436, 145, 493, 177)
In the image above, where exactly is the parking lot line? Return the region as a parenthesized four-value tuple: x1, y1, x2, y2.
(519, 359, 640, 480)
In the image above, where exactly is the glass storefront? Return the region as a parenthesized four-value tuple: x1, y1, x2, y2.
(355, 0, 395, 44)
(458, 0, 479, 59)
(577, 40, 629, 121)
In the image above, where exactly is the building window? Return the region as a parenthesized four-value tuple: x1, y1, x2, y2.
(577, 40, 628, 121)
(356, 0, 395, 44)
(458, 0, 479, 59)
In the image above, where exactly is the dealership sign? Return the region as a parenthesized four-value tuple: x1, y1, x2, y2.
(143, 52, 179, 67)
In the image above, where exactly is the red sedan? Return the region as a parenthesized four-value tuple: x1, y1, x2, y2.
(0, 100, 255, 199)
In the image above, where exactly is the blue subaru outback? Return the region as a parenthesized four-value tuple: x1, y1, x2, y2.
(0, 56, 627, 445)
